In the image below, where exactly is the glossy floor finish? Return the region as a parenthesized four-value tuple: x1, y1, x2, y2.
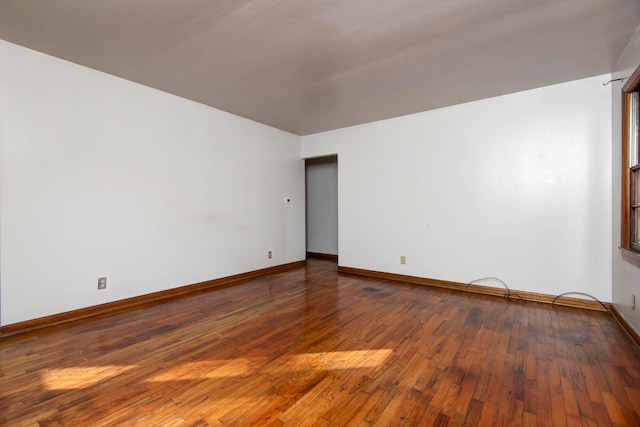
(1, 260, 640, 426)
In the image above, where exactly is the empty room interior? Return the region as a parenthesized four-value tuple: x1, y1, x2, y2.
(2, 1, 640, 425)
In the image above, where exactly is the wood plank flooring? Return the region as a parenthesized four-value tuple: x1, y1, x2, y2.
(1, 259, 640, 426)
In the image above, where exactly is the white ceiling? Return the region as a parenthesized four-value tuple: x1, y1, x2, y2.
(1, 0, 639, 135)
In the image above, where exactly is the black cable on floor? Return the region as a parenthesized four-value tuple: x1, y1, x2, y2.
(551, 292, 609, 312)
(466, 276, 526, 304)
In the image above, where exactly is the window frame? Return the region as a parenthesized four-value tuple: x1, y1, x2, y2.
(621, 64, 640, 268)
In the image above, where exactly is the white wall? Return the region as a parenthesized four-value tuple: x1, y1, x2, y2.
(306, 156, 338, 255)
(0, 40, 305, 326)
(612, 25, 640, 334)
(301, 75, 612, 301)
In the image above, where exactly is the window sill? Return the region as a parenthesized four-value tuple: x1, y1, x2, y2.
(620, 247, 640, 269)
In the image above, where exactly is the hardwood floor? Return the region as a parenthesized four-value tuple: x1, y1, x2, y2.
(1, 259, 640, 426)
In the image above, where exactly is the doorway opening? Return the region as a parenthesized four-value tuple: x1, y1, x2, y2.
(305, 155, 338, 262)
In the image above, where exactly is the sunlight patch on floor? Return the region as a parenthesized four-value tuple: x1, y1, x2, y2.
(40, 365, 137, 390)
(145, 349, 393, 382)
(147, 358, 253, 382)
(37, 350, 392, 390)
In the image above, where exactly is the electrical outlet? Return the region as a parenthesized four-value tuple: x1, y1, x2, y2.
(268, 251, 272, 259)
(98, 277, 107, 290)
(400, 256, 406, 265)
(633, 294, 636, 310)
